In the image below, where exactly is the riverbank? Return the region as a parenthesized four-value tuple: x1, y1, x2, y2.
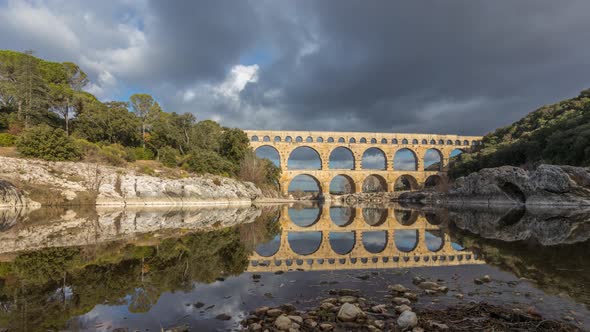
(0, 156, 286, 208)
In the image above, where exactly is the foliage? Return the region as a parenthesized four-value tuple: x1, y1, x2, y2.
(159, 146, 180, 167)
(220, 127, 250, 165)
(126, 146, 155, 161)
(73, 100, 141, 146)
(184, 148, 235, 176)
(16, 124, 82, 161)
(238, 151, 281, 187)
(0, 133, 16, 146)
(449, 89, 590, 178)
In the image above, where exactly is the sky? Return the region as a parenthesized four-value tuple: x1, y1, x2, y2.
(1, 0, 590, 136)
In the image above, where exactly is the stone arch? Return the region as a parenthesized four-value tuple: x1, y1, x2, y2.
(360, 137, 367, 143)
(393, 148, 418, 171)
(424, 175, 445, 190)
(371, 138, 377, 144)
(424, 148, 443, 171)
(430, 139, 436, 144)
(455, 140, 461, 145)
(392, 138, 398, 144)
(463, 140, 469, 146)
(262, 135, 270, 142)
(412, 139, 419, 144)
(362, 174, 387, 193)
(402, 138, 408, 144)
(362, 231, 388, 253)
(288, 174, 322, 199)
(329, 147, 354, 169)
(288, 203, 322, 226)
(438, 139, 444, 145)
(362, 147, 387, 170)
(288, 147, 322, 170)
(425, 230, 445, 252)
(288, 232, 322, 255)
(349, 137, 356, 143)
(306, 136, 313, 143)
(380, 138, 387, 144)
(255, 145, 281, 167)
(394, 175, 419, 191)
(274, 136, 282, 142)
(285, 136, 293, 142)
(330, 206, 356, 226)
(317, 137, 324, 143)
(394, 230, 419, 252)
(296, 136, 303, 142)
(394, 209, 418, 226)
(338, 137, 345, 143)
(329, 174, 356, 194)
(330, 232, 355, 255)
(421, 139, 427, 144)
(362, 208, 388, 226)
(251, 135, 259, 142)
(446, 139, 453, 145)
(327, 137, 334, 143)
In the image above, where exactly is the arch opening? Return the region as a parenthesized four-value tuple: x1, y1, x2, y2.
(288, 232, 322, 255)
(425, 230, 444, 252)
(330, 206, 356, 226)
(424, 175, 445, 191)
(362, 175, 387, 193)
(255, 233, 281, 257)
(288, 147, 321, 170)
(362, 231, 388, 253)
(251, 135, 259, 142)
(363, 208, 388, 226)
(329, 232, 355, 255)
(424, 148, 443, 171)
(394, 175, 419, 191)
(394, 148, 417, 171)
(288, 203, 322, 227)
(255, 145, 281, 167)
(362, 148, 386, 170)
(288, 174, 321, 199)
(329, 174, 355, 194)
(329, 147, 354, 170)
(394, 209, 418, 226)
(394, 230, 419, 252)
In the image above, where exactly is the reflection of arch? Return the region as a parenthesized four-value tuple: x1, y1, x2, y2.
(425, 212, 443, 225)
(329, 174, 356, 194)
(330, 206, 356, 226)
(288, 204, 322, 226)
(329, 147, 354, 170)
(425, 230, 444, 252)
(394, 230, 419, 252)
(362, 147, 386, 170)
(362, 174, 387, 193)
(394, 148, 417, 171)
(394, 174, 419, 191)
(255, 234, 281, 257)
(362, 208, 388, 226)
(424, 148, 443, 171)
(330, 232, 355, 255)
(288, 232, 322, 255)
(362, 231, 388, 253)
(255, 145, 281, 167)
(394, 209, 418, 226)
(288, 147, 321, 170)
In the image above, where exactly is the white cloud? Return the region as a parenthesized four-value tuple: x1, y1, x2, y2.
(214, 64, 259, 100)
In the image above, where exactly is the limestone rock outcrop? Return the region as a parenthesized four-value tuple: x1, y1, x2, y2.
(0, 179, 40, 208)
(0, 156, 262, 206)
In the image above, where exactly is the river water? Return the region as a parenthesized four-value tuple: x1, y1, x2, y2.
(0, 202, 588, 331)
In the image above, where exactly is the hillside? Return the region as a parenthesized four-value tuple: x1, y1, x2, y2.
(449, 89, 590, 178)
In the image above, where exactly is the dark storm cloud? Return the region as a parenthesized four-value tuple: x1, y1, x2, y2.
(1, 0, 589, 135)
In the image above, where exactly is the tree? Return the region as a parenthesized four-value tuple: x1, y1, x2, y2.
(16, 124, 81, 161)
(15, 50, 49, 128)
(130, 94, 161, 148)
(219, 128, 250, 165)
(74, 101, 140, 146)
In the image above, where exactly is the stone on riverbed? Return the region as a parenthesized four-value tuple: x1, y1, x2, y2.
(397, 310, 418, 330)
(337, 303, 364, 322)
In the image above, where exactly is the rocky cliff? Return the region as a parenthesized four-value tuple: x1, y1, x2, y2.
(0, 156, 262, 207)
(400, 164, 590, 206)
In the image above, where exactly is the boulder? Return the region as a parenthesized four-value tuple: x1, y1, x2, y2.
(397, 311, 418, 330)
(337, 303, 364, 322)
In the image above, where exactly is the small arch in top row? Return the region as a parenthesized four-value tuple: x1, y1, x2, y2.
(251, 135, 480, 146)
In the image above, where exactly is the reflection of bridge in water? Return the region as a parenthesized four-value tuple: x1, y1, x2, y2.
(248, 205, 484, 272)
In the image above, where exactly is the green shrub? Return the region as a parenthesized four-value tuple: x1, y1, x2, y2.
(184, 149, 235, 176)
(159, 146, 179, 167)
(0, 133, 16, 147)
(16, 125, 82, 161)
(98, 144, 127, 166)
(126, 146, 154, 161)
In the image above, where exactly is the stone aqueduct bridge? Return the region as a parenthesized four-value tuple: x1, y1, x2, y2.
(245, 130, 482, 196)
(248, 205, 483, 272)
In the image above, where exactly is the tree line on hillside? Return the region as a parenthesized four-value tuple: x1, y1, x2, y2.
(0, 50, 279, 187)
(449, 89, 590, 178)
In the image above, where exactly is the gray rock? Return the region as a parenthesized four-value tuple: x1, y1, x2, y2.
(337, 303, 364, 322)
(339, 295, 357, 303)
(388, 284, 409, 293)
(274, 315, 292, 330)
(266, 308, 283, 317)
(392, 297, 411, 305)
(395, 304, 412, 313)
(397, 311, 418, 330)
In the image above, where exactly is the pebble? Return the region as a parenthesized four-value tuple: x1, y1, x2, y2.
(418, 281, 440, 290)
(392, 297, 411, 305)
(397, 311, 418, 329)
(404, 292, 418, 301)
(412, 276, 425, 285)
(255, 306, 269, 315)
(412, 328, 425, 332)
(388, 284, 409, 293)
(288, 315, 303, 324)
(395, 304, 412, 313)
(337, 303, 364, 322)
(249, 323, 262, 331)
(455, 293, 464, 300)
(373, 320, 385, 329)
(339, 295, 358, 303)
(320, 302, 336, 310)
(274, 315, 292, 330)
(429, 321, 449, 330)
(266, 308, 283, 317)
(371, 304, 388, 313)
(320, 323, 334, 330)
(304, 319, 318, 328)
(481, 275, 492, 283)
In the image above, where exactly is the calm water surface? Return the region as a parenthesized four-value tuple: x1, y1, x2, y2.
(0, 202, 588, 331)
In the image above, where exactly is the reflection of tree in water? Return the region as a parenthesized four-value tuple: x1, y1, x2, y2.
(363, 175, 386, 192)
(363, 208, 387, 226)
(395, 209, 417, 225)
(0, 220, 280, 331)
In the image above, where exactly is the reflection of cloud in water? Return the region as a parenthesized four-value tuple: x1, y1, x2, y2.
(288, 207, 320, 226)
(394, 230, 418, 251)
(288, 232, 322, 255)
(329, 232, 355, 254)
(425, 231, 443, 251)
(362, 231, 387, 253)
(255, 234, 280, 256)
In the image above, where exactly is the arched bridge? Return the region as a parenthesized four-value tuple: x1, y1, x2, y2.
(248, 205, 483, 272)
(245, 130, 482, 196)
